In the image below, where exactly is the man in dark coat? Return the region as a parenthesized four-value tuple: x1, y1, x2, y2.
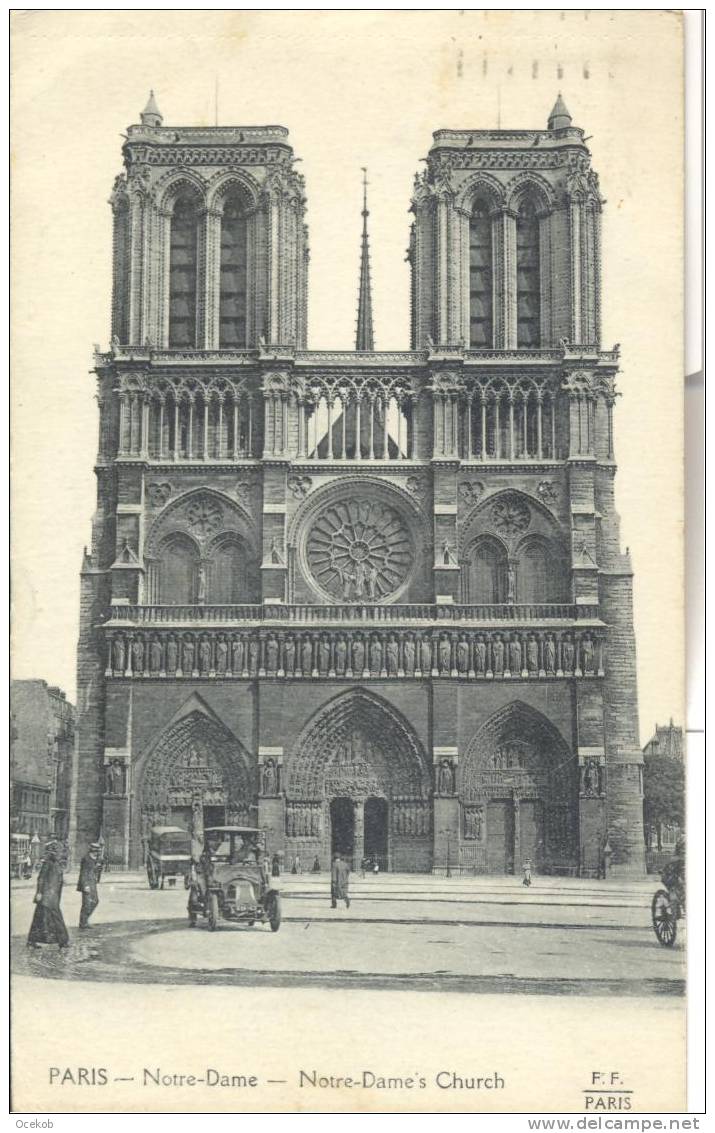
(77, 842, 101, 929)
(27, 841, 69, 949)
(331, 853, 351, 909)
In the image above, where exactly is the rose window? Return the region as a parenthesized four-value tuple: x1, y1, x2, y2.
(491, 496, 530, 535)
(305, 498, 414, 602)
(185, 497, 223, 538)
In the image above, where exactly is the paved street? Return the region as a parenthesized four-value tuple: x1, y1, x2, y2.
(11, 871, 686, 1113)
(12, 870, 684, 994)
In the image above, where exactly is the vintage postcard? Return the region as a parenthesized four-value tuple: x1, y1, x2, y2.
(10, 9, 687, 1116)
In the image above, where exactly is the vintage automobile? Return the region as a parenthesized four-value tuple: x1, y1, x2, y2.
(146, 825, 192, 890)
(187, 826, 281, 932)
(10, 833, 33, 879)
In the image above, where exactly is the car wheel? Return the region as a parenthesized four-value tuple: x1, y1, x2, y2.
(269, 893, 282, 932)
(208, 892, 219, 931)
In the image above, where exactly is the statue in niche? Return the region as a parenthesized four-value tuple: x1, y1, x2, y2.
(249, 637, 260, 674)
(581, 635, 595, 674)
(527, 636, 539, 673)
(403, 637, 416, 675)
(492, 634, 504, 675)
(232, 636, 244, 674)
(131, 636, 144, 673)
(262, 759, 277, 797)
(318, 637, 330, 675)
(544, 634, 556, 674)
(420, 636, 432, 673)
(166, 636, 178, 672)
(149, 637, 162, 673)
(474, 636, 486, 674)
(507, 562, 516, 604)
(266, 635, 279, 673)
(562, 634, 575, 673)
(370, 636, 383, 673)
(438, 760, 454, 796)
(113, 636, 125, 672)
(197, 562, 207, 605)
(335, 636, 347, 675)
(105, 760, 124, 796)
(439, 635, 451, 673)
(581, 759, 600, 796)
(186, 743, 202, 768)
(508, 636, 522, 673)
(284, 635, 296, 675)
(386, 635, 399, 676)
(302, 636, 314, 674)
(456, 636, 470, 674)
(199, 636, 211, 673)
(182, 635, 195, 673)
(216, 635, 228, 675)
(351, 636, 364, 674)
(442, 540, 457, 566)
(270, 537, 284, 565)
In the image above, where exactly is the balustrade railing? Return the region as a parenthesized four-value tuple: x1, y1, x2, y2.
(105, 601, 599, 625)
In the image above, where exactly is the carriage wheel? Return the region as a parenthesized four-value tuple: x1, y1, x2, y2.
(652, 889, 678, 946)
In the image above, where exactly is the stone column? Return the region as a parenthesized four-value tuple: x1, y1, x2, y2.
(353, 800, 365, 870)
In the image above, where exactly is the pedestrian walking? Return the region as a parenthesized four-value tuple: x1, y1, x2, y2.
(311, 855, 321, 873)
(27, 840, 69, 949)
(77, 842, 101, 929)
(271, 853, 281, 878)
(522, 858, 532, 887)
(291, 853, 302, 875)
(331, 853, 351, 909)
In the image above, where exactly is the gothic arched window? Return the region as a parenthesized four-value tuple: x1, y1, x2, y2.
(220, 195, 248, 348)
(209, 535, 247, 604)
(517, 537, 565, 603)
(158, 533, 199, 604)
(516, 199, 541, 347)
(467, 536, 508, 604)
(469, 200, 493, 348)
(169, 196, 199, 347)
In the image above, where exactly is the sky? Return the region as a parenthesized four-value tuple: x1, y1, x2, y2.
(10, 11, 684, 744)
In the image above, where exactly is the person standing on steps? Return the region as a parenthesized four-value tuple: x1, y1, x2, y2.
(77, 843, 101, 929)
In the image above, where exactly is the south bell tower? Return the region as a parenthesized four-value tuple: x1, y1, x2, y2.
(73, 95, 644, 878)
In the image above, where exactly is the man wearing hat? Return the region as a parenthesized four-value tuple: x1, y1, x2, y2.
(77, 842, 101, 929)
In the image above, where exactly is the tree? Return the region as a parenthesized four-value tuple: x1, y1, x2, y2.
(643, 755, 685, 850)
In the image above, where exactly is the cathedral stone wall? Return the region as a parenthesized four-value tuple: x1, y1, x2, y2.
(73, 95, 644, 876)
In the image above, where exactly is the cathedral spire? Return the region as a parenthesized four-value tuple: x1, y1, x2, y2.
(140, 90, 163, 127)
(355, 168, 375, 351)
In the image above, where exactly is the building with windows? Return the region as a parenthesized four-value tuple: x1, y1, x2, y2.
(72, 93, 645, 875)
(11, 680, 75, 841)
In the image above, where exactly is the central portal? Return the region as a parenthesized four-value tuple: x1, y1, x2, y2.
(330, 797, 355, 864)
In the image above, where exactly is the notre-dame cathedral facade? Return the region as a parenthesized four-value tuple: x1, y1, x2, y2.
(72, 92, 645, 876)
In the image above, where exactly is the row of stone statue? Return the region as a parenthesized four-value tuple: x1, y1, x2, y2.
(107, 629, 605, 679)
(391, 802, 432, 836)
(285, 803, 321, 838)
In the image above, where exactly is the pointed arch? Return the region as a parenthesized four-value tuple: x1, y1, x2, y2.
(462, 699, 576, 801)
(286, 688, 431, 801)
(136, 701, 254, 839)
